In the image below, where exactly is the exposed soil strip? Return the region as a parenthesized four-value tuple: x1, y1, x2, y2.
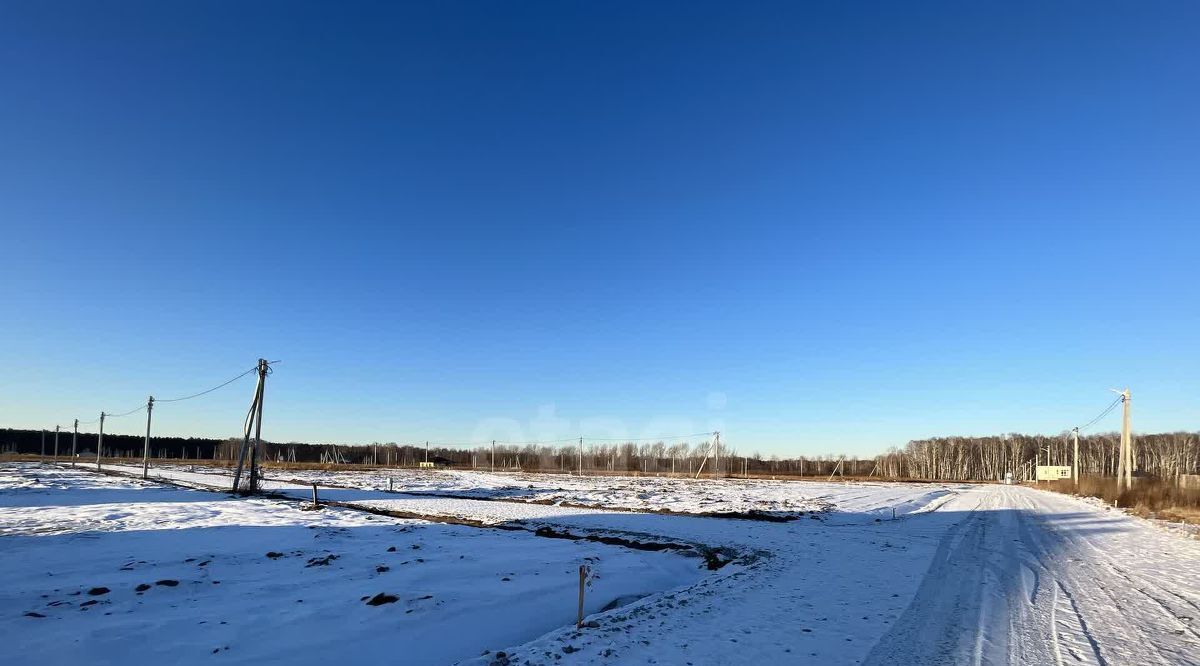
(72, 464, 747, 570)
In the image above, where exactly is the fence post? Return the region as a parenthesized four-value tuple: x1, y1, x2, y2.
(577, 564, 588, 628)
(312, 482, 319, 508)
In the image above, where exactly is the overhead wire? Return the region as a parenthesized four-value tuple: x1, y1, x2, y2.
(416, 432, 717, 448)
(155, 366, 259, 403)
(1075, 396, 1123, 433)
(66, 362, 269, 430)
(103, 404, 147, 418)
(583, 431, 716, 442)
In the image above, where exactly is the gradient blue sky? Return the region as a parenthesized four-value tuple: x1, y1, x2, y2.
(2, 2, 1197, 455)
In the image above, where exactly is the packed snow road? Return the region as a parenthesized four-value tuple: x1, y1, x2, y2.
(864, 485, 1200, 666)
(7, 463, 1198, 665)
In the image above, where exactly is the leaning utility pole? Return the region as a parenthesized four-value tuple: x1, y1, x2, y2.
(142, 396, 155, 480)
(1072, 427, 1080, 486)
(96, 412, 106, 470)
(233, 359, 269, 494)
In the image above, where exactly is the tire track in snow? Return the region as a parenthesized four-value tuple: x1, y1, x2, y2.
(1011, 488, 1192, 666)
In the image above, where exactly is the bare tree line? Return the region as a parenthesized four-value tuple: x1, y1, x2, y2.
(5, 427, 1195, 482)
(874, 432, 1199, 482)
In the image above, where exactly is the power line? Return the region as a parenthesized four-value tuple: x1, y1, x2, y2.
(408, 432, 717, 448)
(66, 362, 270, 429)
(583, 431, 716, 442)
(496, 437, 581, 446)
(104, 404, 147, 418)
(155, 366, 259, 403)
(1076, 396, 1123, 433)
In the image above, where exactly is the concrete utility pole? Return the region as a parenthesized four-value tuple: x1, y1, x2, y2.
(71, 419, 78, 467)
(53, 425, 60, 461)
(142, 396, 154, 480)
(250, 359, 267, 492)
(1118, 389, 1133, 490)
(1072, 427, 1080, 486)
(41, 429, 45, 458)
(713, 432, 721, 478)
(233, 359, 269, 494)
(425, 441, 429, 463)
(578, 437, 584, 476)
(96, 412, 106, 470)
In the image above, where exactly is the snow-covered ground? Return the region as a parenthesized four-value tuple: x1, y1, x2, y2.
(0, 464, 705, 665)
(107, 462, 959, 522)
(4, 462, 1199, 665)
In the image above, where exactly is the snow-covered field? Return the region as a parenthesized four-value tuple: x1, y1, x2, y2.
(0, 464, 705, 665)
(4, 462, 1199, 665)
(104, 462, 959, 522)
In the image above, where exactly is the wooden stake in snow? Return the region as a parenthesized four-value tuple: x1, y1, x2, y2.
(577, 564, 589, 628)
(312, 483, 319, 508)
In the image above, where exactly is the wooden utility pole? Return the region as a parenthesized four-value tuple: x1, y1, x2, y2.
(71, 419, 78, 466)
(53, 425, 60, 461)
(142, 396, 154, 480)
(1072, 427, 1080, 486)
(96, 412, 106, 470)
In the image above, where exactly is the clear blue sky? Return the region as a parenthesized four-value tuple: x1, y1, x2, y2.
(2, 2, 1197, 456)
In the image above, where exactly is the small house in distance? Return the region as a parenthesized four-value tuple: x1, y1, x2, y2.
(418, 455, 455, 469)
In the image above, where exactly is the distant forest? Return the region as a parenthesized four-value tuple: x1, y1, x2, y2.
(2, 427, 1196, 481)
